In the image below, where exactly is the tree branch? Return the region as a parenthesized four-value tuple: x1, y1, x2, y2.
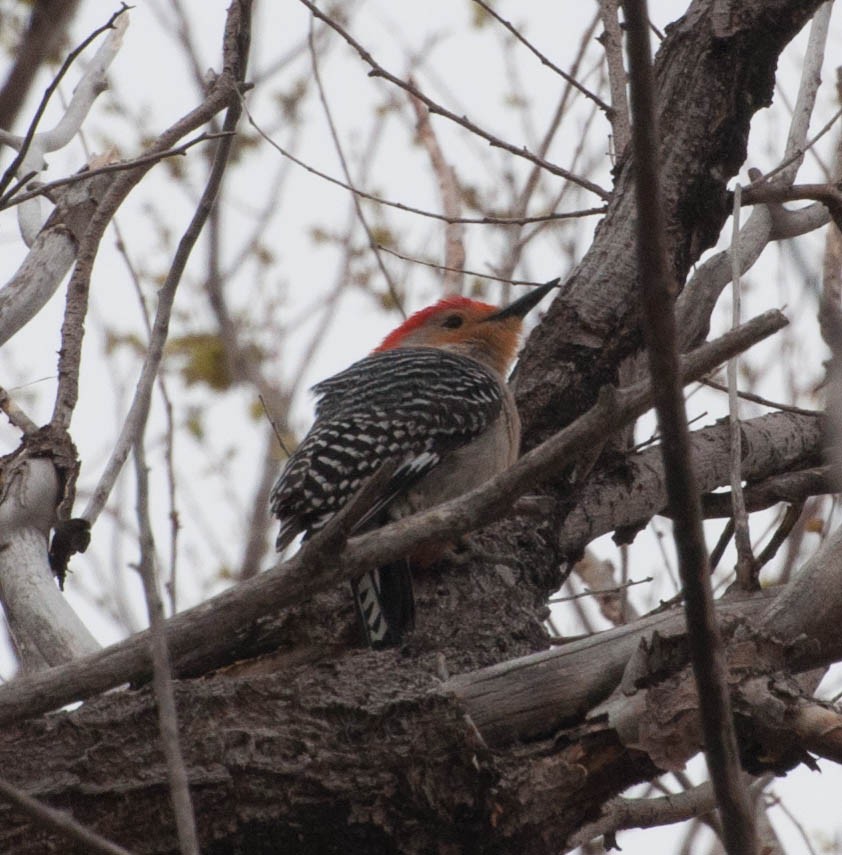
(295, 0, 611, 199)
(622, 0, 755, 849)
(0, 310, 786, 725)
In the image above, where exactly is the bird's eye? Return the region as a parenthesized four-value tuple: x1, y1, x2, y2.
(442, 314, 464, 329)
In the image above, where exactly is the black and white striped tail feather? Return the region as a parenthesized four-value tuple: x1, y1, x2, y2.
(351, 560, 415, 648)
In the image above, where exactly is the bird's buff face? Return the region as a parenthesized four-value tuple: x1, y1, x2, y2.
(374, 296, 523, 374)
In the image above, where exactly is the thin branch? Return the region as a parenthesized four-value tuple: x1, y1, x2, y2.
(0, 0, 81, 132)
(77, 4, 252, 520)
(753, 502, 805, 574)
(729, 184, 755, 586)
(295, 0, 611, 200)
(375, 242, 559, 286)
(241, 96, 606, 225)
(110, 216, 182, 614)
(132, 438, 199, 855)
(750, 105, 842, 190)
(549, 576, 652, 603)
(710, 519, 735, 572)
(408, 85, 465, 292)
(699, 377, 819, 417)
(569, 551, 641, 625)
(0, 776, 134, 855)
(493, 11, 603, 284)
(0, 4, 130, 197)
(762, 790, 820, 855)
(598, 0, 631, 157)
(238, 426, 280, 580)
(471, 0, 610, 114)
(4, 11, 129, 245)
(677, 2, 832, 350)
(0, 386, 38, 435)
(307, 22, 404, 316)
(621, 1, 757, 852)
(0, 132, 233, 211)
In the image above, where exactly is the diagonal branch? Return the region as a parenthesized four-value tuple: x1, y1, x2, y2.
(295, 0, 610, 200)
(49, 0, 251, 433)
(81, 38, 251, 526)
(471, 0, 610, 114)
(0, 0, 81, 132)
(0, 309, 786, 726)
(0, 776, 134, 855)
(242, 97, 605, 225)
(557, 411, 823, 556)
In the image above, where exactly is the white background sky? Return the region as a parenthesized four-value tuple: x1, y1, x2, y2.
(0, 1, 840, 851)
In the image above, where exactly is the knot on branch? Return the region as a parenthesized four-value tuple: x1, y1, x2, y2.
(1, 424, 83, 587)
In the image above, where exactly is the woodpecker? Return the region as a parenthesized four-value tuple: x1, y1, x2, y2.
(270, 279, 556, 648)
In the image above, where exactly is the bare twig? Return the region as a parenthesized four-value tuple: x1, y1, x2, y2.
(0, 776, 134, 855)
(307, 23, 404, 316)
(0, 386, 38, 435)
(699, 377, 819, 417)
(471, 0, 610, 114)
(296, 0, 611, 200)
(677, 2, 832, 350)
(408, 86, 465, 292)
(598, 0, 631, 157)
(493, 11, 603, 285)
(239, 428, 280, 579)
(710, 519, 735, 572)
(750, 105, 842, 190)
(753, 502, 805, 574)
(79, 3, 253, 522)
(0, 132, 233, 211)
(728, 184, 755, 587)
(241, 96, 605, 226)
(0, 5, 130, 198)
(110, 218, 182, 614)
(621, 1, 757, 851)
(132, 437, 199, 855)
(49, 1, 250, 433)
(375, 242, 560, 286)
(2, 11, 129, 245)
(569, 551, 642, 625)
(0, 0, 81, 132)
(762, 790, 820, 855)
(549, 576, 652, 604)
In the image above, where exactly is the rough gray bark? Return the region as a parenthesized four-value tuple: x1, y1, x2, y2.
(558, 411, 823, 556)
(2, 575, 840, 854)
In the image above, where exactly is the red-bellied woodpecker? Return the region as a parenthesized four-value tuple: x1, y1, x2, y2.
(270, 279, 557, 647)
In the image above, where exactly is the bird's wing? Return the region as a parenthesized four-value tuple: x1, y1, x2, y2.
(270, 348, 503, 545)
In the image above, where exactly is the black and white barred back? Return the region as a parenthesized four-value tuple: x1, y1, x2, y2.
(270, 347, 503, 550)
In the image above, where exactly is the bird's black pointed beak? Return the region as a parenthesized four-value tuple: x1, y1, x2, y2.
(484, 278, 560, 322)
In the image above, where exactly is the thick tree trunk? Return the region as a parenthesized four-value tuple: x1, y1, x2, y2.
(3, 577, 840, 854)
(0, 594, 783, 854)
(516, 0, 823, 444)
